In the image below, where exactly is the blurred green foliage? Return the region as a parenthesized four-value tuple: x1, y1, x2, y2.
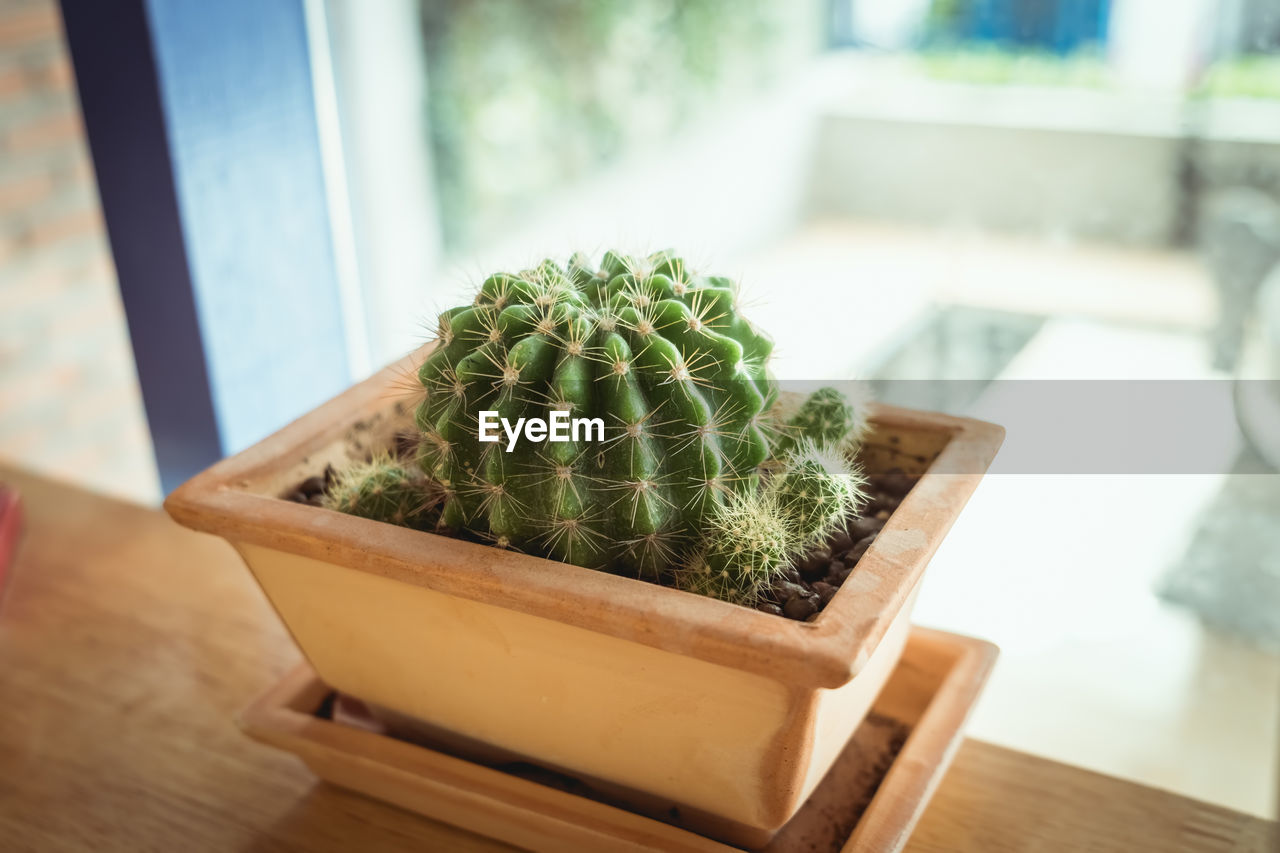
(419, 0, 820, 248)
(1194, 56, 1280, 100)
(916, 47, 1110, 88)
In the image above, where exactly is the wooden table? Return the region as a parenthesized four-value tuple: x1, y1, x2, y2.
(0, 466, 1274, 852)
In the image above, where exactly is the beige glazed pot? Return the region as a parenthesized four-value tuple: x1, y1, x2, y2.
(165, 344, 1004, 848)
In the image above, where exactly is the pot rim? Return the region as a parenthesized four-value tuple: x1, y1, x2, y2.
(165, 345, 1004, 689)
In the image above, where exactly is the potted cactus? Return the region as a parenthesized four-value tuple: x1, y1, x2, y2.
(165, 251, 1002, 848)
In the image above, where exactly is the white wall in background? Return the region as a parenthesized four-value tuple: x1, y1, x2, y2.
(325, 0, 444, 371)
(805, 57, 1280, 246)
(1108, 0, 1216, 91)
(842, 0, 932, 50)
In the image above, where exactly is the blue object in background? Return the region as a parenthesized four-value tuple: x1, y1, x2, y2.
(61, 0, 353, 492)
(960, 0, 1110, 53)
(829, 0, 1112, 53)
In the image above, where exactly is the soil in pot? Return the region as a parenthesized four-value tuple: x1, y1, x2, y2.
(282, 432, 919, 624)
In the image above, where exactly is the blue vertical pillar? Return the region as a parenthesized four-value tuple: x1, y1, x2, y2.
(61, 0, 354, 492)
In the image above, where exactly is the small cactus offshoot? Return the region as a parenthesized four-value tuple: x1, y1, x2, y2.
(774, 386, 870, 457)
(681, 441, 867, 605)
(768, 441, 867, 556)
(322, 454, 442, 530)
(675, 491, 795, 606)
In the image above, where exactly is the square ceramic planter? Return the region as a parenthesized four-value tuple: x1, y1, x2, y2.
(165, 345, 1003, 848)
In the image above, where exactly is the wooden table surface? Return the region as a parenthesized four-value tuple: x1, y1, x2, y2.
(0, 465, 1274, 853)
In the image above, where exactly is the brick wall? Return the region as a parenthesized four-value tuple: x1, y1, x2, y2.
(0, 0, 159, 503)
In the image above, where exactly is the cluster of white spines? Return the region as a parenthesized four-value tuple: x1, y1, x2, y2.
(676, 441, 868, 605)
(321, 453, 442, 529)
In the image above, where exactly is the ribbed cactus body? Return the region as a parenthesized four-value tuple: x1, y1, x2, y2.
(415, 251, 777, 575)
(768, 442, 867, 554)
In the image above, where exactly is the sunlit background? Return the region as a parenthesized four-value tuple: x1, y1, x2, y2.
(2, 0, 1278, 822)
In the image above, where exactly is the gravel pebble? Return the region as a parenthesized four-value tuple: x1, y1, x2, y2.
(877, 472, 916, 497)
(775, 580, 810, 602)
(298, 476, 327, 498)
(801, 546, 832, 573)
(868, 494, 900, 515)
(848, 516, 885, 541)
(846, 535, 876, 563)
(783, 595, 819, 620)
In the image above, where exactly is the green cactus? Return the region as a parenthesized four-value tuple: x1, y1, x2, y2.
(774, 385, 870, 456)
(322, 454, 442, 529)
(675, 490, 795, 605)
(321, 249, 875, 607)
(413, 250, 779, 576)
(769, 441, 867, 555)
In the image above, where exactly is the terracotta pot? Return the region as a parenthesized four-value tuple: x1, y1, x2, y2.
(165, 345, 1003, 848)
